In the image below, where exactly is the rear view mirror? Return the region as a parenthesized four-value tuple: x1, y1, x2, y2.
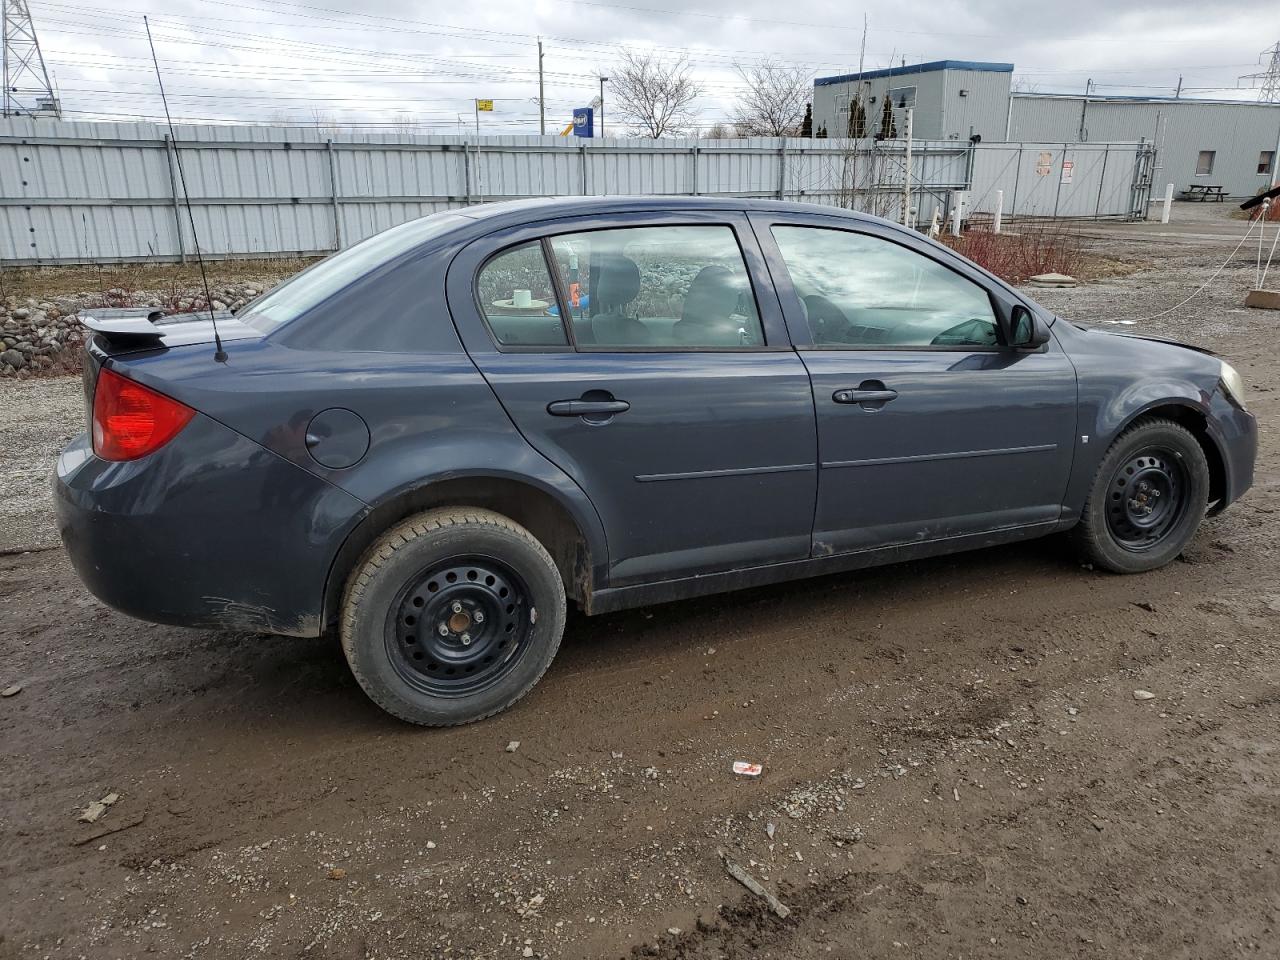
(1009, 305, 1050, 349)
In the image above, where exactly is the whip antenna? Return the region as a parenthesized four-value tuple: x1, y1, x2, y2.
(143, 16, 227, 363)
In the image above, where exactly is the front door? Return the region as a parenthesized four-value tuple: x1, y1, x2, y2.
(448, 213, 817, 587)
(753, 216, 1078, 555)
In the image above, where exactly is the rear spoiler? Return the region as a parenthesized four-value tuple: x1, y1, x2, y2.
(78, 307, 236, 349)
(78, 308, 166, 348)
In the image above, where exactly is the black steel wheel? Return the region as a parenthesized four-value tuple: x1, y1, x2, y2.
(1104, 448, 1189, 551)
(387, 558, 533, 696)
(1073, 417, 1210, 574)
(341, 508, 566, 726)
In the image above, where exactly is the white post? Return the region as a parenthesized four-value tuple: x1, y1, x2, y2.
(1160, 182, 1174, 224)
(950, 193, 962, 237)
(993, 189, 1004, 234)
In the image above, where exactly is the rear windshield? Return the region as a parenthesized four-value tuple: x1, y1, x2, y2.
(238, 213, 466, 333)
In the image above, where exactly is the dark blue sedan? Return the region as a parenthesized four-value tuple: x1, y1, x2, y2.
(54, 197, 1257, 725)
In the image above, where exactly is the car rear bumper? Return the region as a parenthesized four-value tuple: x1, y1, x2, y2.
(54, 415, 368, 637)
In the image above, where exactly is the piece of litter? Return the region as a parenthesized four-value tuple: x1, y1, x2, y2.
(719, 849, 790, 918)
(667, 927, 682, 936)
(1133, 690, 1156, 701)
(610, 751, 623, 760)
(77, 792, 120, 824)
(327, 868, 346, 880)
(1, 684, 21, 698)
(953, 787, 961, 802)
(765, 821, 776, 840)
(505, 740, 520, 753)
(732, 761, 763, 778)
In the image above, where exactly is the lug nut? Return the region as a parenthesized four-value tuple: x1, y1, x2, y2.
(461, 633, 472, 645)
(473, 610, 485, 623)
(438, 623, 449, 636)
(452, 601, 463, 614)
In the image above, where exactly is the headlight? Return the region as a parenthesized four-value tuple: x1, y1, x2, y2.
(1220, 361, 1248, 409)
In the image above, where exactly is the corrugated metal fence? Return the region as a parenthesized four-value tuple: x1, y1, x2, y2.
(1, 117, 1151, 265)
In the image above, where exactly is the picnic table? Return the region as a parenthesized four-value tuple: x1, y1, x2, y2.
(1182, 184, 1227, 202)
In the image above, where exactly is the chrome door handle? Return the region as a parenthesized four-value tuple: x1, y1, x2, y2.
(547, 399, 631, 417)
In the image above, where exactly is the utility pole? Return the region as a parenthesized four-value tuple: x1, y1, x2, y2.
(599, 76, 608, 139)
(1174, 75, 1182, 99)
(537, 38, 545, 136)
(1077, 78, 1092, 142)
(2, 0, 60, 117)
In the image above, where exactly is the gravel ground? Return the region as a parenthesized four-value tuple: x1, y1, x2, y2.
(1, 204, 1278, 959)
(0, 375, 82, 553)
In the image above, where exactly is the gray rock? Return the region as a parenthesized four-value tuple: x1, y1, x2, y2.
(1, 348, 26, 368)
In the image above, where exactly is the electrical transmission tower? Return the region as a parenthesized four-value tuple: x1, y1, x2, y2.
(2, 0, 60, 118)
(1239, 42, 1280, 103)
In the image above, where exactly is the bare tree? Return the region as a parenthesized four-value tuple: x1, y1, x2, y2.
(731, 59, 812, 137)
(703, 121, 735, 139)
(609, 50, 702, 138)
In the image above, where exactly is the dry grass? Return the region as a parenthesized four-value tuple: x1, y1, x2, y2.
(0, 257, 318, 304)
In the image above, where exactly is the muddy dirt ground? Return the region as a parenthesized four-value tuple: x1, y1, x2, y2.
(2, 204, 1278, 959)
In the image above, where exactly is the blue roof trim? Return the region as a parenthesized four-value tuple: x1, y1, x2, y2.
(815, 60, 1014, 87)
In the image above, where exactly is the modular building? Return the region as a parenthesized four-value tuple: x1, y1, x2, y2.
(812, 60, 1280, 201)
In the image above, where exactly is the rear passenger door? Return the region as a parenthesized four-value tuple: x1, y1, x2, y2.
(447, 212, 818, 588)
(751, 214, 1077, 555)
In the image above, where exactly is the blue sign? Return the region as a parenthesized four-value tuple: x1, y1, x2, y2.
(573, 107, 594, 138)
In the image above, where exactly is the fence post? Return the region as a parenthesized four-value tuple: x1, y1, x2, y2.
(1094, 145, 1109, 218)
(1160, 182, 1174, 223)
(326, 138, 343, 251)
(950, 192, 962, 236)
(464, 143, 473, 205)
(691, 144, 699, 197)
(163, 134, 185, 264)
(777, 142, 786, 200)
(993, 189, 1003, 233)
(1010, 145, 1023, 219)
(1052, 143, 1066, 217)
(580, 143, 588, 196)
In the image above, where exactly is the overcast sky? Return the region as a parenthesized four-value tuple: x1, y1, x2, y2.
(25, 0, 1280, 133)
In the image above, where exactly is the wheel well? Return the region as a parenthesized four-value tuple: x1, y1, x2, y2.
(322, 478, 593, 635)
(1139, 404, 1227, 508)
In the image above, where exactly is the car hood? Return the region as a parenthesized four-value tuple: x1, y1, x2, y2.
(1070, 321, 1218, 358)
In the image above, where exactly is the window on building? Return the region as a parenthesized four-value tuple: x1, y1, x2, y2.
(887, 85, 917, 109)
(1195, 151, 1216, 177)
(1260, 151, 1276, 177)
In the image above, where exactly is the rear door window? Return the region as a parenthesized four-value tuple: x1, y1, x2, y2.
(546, 225, 764, 349)
(476, 241, 569, 347)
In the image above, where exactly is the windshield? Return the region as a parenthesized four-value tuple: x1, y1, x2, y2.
(238, 213, 467, 333)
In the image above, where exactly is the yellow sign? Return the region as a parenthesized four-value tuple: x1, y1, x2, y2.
(476, 99, 494, 112)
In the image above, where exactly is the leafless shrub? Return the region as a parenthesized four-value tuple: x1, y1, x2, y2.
(941, 225, 1086, 283)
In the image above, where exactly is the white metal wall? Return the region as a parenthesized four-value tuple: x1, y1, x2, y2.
(1, 117, 1147, 265)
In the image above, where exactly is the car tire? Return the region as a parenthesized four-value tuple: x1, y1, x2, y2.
(1071, 417, 1210, 574)
(340, 507, 566, 726)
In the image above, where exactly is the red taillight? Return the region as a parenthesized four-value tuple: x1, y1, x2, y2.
(92, 368, 195, 462)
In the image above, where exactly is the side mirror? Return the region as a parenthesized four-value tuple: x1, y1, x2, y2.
(1008, 305, 1050, 349)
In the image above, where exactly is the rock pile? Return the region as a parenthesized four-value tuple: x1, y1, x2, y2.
(0, 282, 269, 378)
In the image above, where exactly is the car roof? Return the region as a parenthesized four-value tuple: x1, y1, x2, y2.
(456, 195, 881, 226)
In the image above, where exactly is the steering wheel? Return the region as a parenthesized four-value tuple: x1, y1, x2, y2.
(802, 294, 852, 343)
(930, 318, 999, 347)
